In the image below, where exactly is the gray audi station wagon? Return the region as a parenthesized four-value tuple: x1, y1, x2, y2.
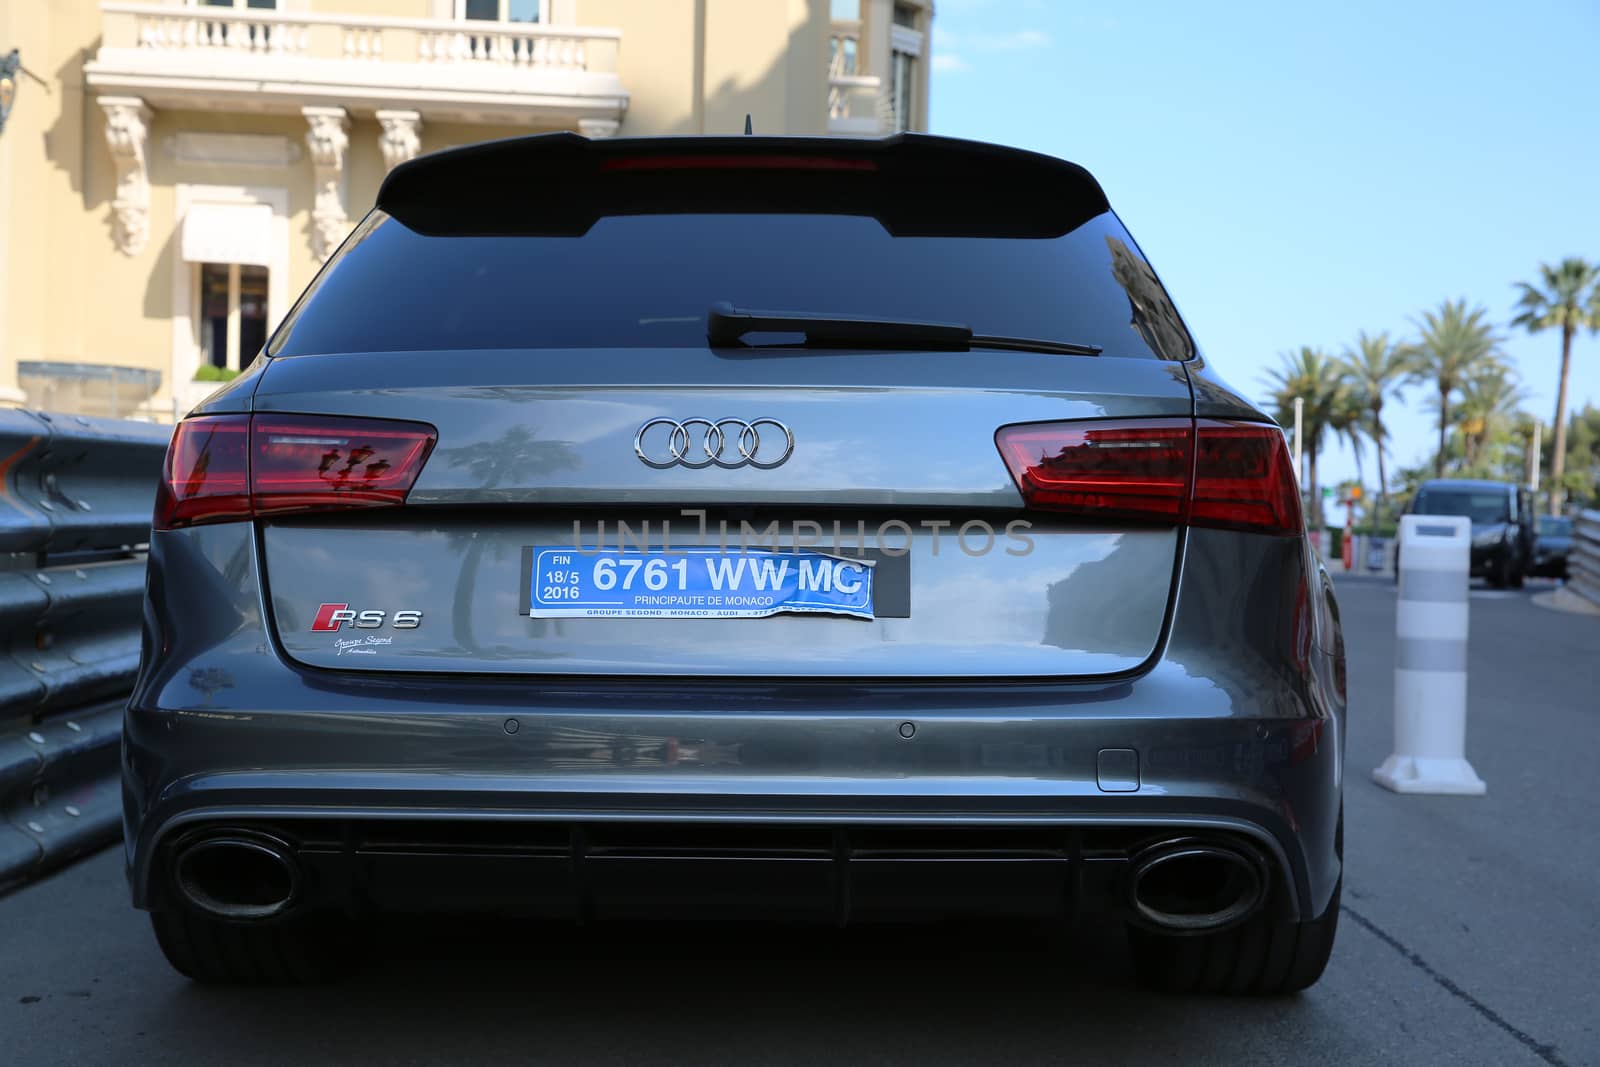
(126, 133, 1345, 993)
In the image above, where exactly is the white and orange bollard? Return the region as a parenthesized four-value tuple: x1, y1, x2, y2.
(1373, 514, 1486, 795)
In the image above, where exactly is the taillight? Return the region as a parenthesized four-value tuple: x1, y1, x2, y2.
(251, 415, 436, 516)
(1189, 420, 1303, 535)
(154, 414, 436, 530)
(154, 415, 251, 529)
(994, 419, 1191, 523)
(599, 155, 879, 172)
(995, 418, 1302, 536)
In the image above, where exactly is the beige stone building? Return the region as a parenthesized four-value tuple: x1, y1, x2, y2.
(0, 0, 932, 419)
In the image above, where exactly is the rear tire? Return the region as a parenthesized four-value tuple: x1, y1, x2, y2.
(1127, 879, 1340, 995)
(150, 908, 358, 985)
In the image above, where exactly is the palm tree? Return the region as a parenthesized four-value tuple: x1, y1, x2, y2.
(1452, 359, 1525, 470)
(1404, 300, 1503, 477)
(1264, 346, 1346, 528)
(1341, 331, 1411, 526)
(1328, 387, 1368, 508)
(1512, 258, 1600, 514)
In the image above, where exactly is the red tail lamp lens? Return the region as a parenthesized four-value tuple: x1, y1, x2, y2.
(1190, 420, 1303, 536)
(154, 415, 251, 530)
(995, 418, 1303, 536)
(600, 155, 879, 172)
(153, 414, 436, 530)
(995, 420, 1192, 523)
(251, 415, 436, 516)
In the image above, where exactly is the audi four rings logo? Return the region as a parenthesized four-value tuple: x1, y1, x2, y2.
(634, 418, 794, 469)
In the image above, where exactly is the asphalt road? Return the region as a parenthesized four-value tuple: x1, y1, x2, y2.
(3, 576, 1598, 1066)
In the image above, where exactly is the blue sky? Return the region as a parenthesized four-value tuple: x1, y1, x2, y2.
(928, 0, 1600, 495)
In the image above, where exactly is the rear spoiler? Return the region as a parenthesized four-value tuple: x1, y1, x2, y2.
(376, 132, 1111, 239)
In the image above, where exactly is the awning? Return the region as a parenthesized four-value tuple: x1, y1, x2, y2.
(180, 200, 273, 267)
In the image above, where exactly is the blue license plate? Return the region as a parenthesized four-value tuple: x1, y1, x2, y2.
(528, 547, 874, 620)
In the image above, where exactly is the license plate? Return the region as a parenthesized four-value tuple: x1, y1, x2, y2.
(526, 547, 875, 620)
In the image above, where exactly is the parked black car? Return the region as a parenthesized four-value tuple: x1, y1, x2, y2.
(1533, 515, 1574, 578)
(1401, 479, 1534, 587)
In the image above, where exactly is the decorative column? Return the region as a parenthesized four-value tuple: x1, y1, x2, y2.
(861, 0, 895, 133)
(302, 106, 350, 261)
(99, 96, 153, 256)
(578, 117, 620, 139)
(376, 110, 423, 172)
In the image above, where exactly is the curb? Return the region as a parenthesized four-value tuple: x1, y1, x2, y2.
(1531, 586, 1600, 617)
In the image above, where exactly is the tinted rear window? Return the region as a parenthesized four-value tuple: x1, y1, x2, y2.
(1414, 489, 1510, 523)
(269, 211, 1192, 360)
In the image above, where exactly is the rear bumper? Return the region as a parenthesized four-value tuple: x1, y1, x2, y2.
(145, 814, 1287, 926)
(124, 526, 1344, 924)
(126, 701, 1331, 905)
(125, 681, 1337, 918)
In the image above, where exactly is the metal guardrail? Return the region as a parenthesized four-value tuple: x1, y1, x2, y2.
(1569, 509, 1600, 609)
(0, 409, 169, 893)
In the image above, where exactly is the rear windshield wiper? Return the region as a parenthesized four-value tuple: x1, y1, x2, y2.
(706, 302, 1103, 356)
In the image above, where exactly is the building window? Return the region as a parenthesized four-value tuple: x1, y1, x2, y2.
(459, 0, 548, 21)
(890, 50, 916, 131)
(829, 31, 858, 77)
(887, 5, 924, 132)
(197, 263, 270, 372)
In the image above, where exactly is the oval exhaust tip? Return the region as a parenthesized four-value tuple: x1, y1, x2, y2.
(172, 832, 300, 920)
(1129, 841, 1266, 933)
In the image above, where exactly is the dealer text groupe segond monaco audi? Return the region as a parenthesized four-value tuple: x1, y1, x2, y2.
(127, 132, 1345, 994)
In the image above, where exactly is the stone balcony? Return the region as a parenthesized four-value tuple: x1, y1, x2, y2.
(81, 3, 629, 262)
(825, 19, 888, 137)
(84, 2, 628, 130)
(828, 73, 888, 136)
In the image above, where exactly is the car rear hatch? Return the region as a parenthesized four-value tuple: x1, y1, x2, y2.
(169, 135, 1293, 680)
(251, 347, 1191, 678)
